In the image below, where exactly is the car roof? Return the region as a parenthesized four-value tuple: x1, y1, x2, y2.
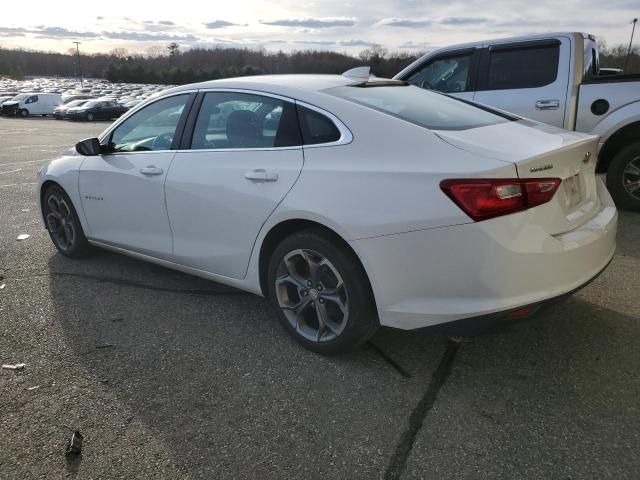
(163, 74, 360, 100)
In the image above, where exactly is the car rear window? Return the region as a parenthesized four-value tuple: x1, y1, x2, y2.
(326, 84, 515, 131)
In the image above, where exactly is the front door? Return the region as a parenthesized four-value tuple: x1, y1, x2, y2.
(79, 93, 192, 259)
(165, 91, 304, 279)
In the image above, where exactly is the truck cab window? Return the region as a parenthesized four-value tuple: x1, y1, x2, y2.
(486, 44, 559, 90)
(406, 54, 472, 93)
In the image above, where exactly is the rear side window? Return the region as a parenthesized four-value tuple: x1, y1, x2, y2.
(327, 84, 514, 131)
(190, 92, 301, 149)
(297, 106, 341, 145)
(486, 44, 559, 90)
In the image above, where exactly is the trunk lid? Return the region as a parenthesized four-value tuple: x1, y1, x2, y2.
(435, 120, 600, 234)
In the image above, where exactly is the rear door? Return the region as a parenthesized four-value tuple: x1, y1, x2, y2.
(473, 38, 571, 127)
(165, 90, 304, 279)
(400, 48, 480, 101)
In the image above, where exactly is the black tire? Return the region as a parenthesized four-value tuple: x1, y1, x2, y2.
(42, 185, 92, 258)
(20, 109, 29, 118)
(606, 140, 640, 212)
(86, 113, 95, 122)
(267, 228, 379, 354)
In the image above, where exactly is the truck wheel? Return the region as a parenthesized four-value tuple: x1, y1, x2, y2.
(20, 109, 29, 117)
(606, 140, 640, 212)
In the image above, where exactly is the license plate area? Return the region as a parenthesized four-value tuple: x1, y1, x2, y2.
(564, 173, 582, 210)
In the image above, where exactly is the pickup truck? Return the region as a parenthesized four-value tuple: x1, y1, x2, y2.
(394, 32, 640, 211)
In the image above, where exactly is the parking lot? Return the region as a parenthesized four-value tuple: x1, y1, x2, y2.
(0, 116, 638, 479)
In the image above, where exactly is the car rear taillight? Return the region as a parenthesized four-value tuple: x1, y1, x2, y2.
(440, 178, 561, 221)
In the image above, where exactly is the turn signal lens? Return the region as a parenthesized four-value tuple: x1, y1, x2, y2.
(440, 178, 561, 221)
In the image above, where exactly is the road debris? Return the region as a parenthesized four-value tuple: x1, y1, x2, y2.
(21, 209, 30, 212)
(2, 363, 26, 371)
(95, 343, 114, 349)
(27, 385, 40, 391)
(65, 430, 83, 456)
(16, 234, 30, 241)
(0, 283, 5, 290)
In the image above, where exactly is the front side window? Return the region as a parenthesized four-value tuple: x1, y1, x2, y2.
(327, 84, 515, 131)
(406, 54, 472, 93)
(190, 92, 300, 149)
(109, 94, 189, 152)
(26, 95, 38, 104)
(486, 44, 560, 90)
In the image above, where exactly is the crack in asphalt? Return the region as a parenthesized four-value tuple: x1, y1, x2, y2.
(383, 339, 460, 480)
(368, 341, 413, 378)
(5, 271, 249, 297)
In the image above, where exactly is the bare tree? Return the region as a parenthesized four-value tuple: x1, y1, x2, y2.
(110, 48, 129, 59)
(146, 45, 166, 58)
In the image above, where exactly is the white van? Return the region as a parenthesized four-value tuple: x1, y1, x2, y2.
(1, 93, 63, 117)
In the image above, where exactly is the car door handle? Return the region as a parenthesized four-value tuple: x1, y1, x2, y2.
(244, 169, 278, 182)
(535, 100, 560, 110)
(140, 166, 164, 175)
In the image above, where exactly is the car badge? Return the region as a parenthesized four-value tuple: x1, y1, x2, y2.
(529, 164, 553, 173)
(582, 151, 592, 164)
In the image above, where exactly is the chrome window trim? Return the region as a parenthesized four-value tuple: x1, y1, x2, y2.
(295, 100, 353, 148)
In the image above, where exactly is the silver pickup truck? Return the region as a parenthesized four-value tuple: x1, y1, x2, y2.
(395, 32, 640, 210)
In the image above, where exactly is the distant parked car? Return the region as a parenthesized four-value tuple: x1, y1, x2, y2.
(62, 94, 94, 104)
(1, 93, 62, 117)
(53, 100, 89, 120)
(67, 100, 128, 121)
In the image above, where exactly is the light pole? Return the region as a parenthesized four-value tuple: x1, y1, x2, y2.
(73, 41, 83, 87)
(625, 18, 638, 73)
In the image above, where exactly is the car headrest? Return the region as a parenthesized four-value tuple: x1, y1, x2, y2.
(226, 110, 260, 148)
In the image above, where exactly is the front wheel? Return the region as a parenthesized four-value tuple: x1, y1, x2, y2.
(606, 140, 640, 212)
(267, 229, 379, 354)
(43, 185, 92, 258)
(86, 113, 95, 122)
(20, 109, 29, 117)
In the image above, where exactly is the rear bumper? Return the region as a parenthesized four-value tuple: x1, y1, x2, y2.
(352, 178, 617, 330)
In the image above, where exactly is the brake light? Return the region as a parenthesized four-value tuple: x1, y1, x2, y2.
(440, 178, 561, 221)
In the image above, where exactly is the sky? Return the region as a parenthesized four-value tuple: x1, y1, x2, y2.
(0, 0, 637, 55)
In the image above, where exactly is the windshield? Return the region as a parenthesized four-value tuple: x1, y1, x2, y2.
(12, 94, 29, 101)
(67, 100, 87, 107)
(326, 84, 516, 131)
(83, 101, 100, 108)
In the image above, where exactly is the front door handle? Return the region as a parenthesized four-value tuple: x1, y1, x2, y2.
(245, 169, 278, 182)
(140, 166, 164, 175)
(535, 100, 560, 110)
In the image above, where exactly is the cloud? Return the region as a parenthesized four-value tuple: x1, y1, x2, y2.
(158, 20, 175, 26)
(293, 40, 336, 45)
(338, 39, 380, 47)
(261, 17, 356, 28)
(440, 17, 489, 25)
(102, 31, 200, 42)
(375, 18, 431, 28)
(35, 27, 100, 39)
(96, 16, 104, 20)
(204, 20, 242, 29)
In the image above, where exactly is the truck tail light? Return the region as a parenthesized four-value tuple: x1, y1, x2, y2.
(440, 178, 561, 221)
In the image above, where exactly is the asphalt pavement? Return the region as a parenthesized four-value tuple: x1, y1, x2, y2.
(0, 117, 638, 479)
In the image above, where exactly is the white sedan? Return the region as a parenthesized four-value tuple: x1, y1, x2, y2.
(37, 71, 617, 354)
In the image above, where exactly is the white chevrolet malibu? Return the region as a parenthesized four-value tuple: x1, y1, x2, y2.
(37, 72, 617, 354)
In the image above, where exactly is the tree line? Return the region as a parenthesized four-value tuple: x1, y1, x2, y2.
(0, 43, 418, 84)
(0, 41, 637, 85)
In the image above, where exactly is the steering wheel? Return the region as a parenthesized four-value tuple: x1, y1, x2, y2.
(420, 80, 434, 90)
(151, 132, 174, 150)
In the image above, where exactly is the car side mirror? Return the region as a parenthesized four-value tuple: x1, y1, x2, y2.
(75, 137, 101, 156)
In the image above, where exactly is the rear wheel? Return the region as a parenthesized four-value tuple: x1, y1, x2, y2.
(20, 109, 29, 117)
(267, 229, 379, 354)
(43, 185, 92, 258)
(606, 140, 640, 212)
(86, 113, 95, 122)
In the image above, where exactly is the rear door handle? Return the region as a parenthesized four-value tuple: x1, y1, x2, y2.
(140, 166, 164, 175)
(245, 169, 278, 182)
(535, 100, 560, 110)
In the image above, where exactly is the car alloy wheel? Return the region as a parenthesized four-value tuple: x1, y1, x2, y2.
(45, 192, 77, 252)
(622, 155, 640, 201)
(275, 248, 349, 343)
(87, 113, 94, 121)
